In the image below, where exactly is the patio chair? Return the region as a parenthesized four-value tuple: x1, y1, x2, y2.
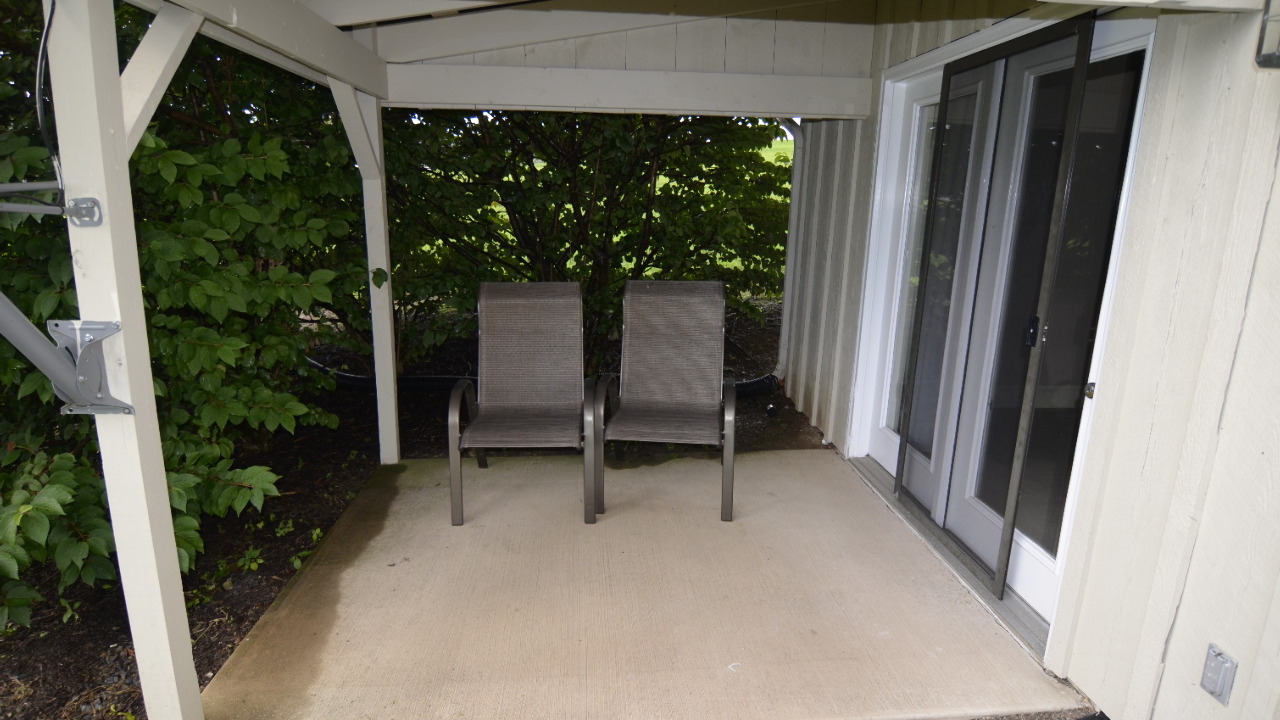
(592, 280, 736, 522)
(448, 282, 597, 525)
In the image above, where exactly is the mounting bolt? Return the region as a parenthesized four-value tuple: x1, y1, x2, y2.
(77, 376, 86, 383)
(83, 333, 95, 343)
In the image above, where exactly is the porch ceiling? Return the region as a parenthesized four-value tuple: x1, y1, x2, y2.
(125, 0, 875, 118)
(200, 450, 1086, 719)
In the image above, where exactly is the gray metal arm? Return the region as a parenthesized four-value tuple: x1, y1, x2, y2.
(0, 290, 131, 414)
(0, 289, 83, 404)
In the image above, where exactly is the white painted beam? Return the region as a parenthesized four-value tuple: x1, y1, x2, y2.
(387, 63, 871, 118)
(45, 1, 203, 718)
(300, 0, 504, 26)
(375, 0, 838, 62)
(121, 3, 203, 155)
(128, 0, 333, 87)
(330, 79, 400, 464)
(151, 0, 389, 96)
(1044, 0, 1262, 10)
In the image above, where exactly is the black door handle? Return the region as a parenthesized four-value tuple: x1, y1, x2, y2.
(1025, 315, 1040, 347)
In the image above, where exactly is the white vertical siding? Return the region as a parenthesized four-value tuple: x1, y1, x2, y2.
(780, 119, 870, 449)
(776, 3, 1015, 452)
(1045, 12, 1280, 720)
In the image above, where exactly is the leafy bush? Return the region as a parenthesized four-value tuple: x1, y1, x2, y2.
(383, 111, 791, 371)
(0, 2, 368, 625)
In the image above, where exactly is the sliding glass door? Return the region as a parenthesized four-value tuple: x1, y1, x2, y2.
(893, 14, 1147, 613)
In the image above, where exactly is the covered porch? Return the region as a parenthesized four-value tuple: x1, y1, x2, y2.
(200, 450, 1085, 719)
(29, 0, 1279, 717)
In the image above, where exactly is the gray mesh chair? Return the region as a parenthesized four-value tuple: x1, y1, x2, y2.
(592, 280, 736, 522)
(448, 282, 597, 525)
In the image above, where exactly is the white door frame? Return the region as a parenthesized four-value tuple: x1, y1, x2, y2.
(848, 7, 1156, 625)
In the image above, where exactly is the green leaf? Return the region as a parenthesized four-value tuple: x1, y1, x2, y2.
(290, 285, 312, 310)
(188, 283, 208, 310)
(21, 510, 49, 546)
(33, 288, 59, 319)
(308, 269, 337, 284)
(209, 296, 229, 323)
(166, 149, 198, 166)
(224, 292, 248, 313)
(236, 204, 262, 223)
(0, 550, 19, 580)
(31, 484, 72, 515)
(17, 372, 48, 400)
(159, 160, 177, 185)
(54, 537, 89, 570)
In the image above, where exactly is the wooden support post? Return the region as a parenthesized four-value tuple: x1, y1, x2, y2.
(331, 78, 400, 464)
(121, 3, 203, 155)
(45, 1, 204, 717)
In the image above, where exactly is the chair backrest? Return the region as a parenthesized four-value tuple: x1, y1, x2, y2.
(476, 282, 583, 407)
(619, 280, 725, 411)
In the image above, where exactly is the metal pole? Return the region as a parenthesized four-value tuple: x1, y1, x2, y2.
(0, 290, 84, 404)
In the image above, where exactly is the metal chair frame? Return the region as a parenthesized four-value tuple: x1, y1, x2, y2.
(447, 282, 597, 525)
(591, 280, 736, 522)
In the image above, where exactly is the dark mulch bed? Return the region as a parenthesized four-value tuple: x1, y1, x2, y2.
(1, 299, 834, 719)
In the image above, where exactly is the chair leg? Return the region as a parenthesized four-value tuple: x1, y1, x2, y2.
(594, 377, 609, 516)
(721, 380, 736, 522)
(448, 379, 476, 526)
(449, 437, 464, 526)
(583, 380, 597, 524)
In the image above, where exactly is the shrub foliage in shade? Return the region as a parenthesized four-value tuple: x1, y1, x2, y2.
(384, 110, 790, 370)
(0, 0, 790, 625)
(0, 1, 365, 626)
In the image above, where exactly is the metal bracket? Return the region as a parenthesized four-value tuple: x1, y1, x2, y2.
(0, 181, 102, 225)
(64, 198, 103, 227)
(45, 320, 134, 415)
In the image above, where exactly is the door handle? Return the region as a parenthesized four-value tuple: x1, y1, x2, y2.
(1025, 315, 1040, 347)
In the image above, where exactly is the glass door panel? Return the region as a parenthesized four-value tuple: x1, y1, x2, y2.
(944, 35, 1083, 573)
(1013, 51, 1145, 555)
(897, 63, 1000, 515)
(885, 101, 938, 435)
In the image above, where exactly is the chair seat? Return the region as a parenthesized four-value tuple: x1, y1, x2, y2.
(461, 404, 583, 448)
(604, 402, 722, 446)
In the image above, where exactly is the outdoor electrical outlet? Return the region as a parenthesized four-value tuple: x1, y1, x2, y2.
(1200, 643, 1237, 706)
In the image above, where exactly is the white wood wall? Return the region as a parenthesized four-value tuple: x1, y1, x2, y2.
(778, 119, 870, 446)
(776, 1, 1021, 453)
(1044, 12, 1280, 720)
(786, 6, 1280, 719)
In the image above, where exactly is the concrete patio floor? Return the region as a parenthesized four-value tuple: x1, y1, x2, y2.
(201, 449, 1088, 720)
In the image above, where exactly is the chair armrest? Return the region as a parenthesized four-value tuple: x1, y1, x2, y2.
(448, 378, 478, 440)
(595, 374, 619, 426)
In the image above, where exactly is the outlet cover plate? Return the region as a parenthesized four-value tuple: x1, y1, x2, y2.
(1200, 643, 1237, 705)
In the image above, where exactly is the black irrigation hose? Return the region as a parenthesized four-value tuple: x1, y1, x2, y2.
(305, 355, 472, 391)
(305, 355, 781, 398)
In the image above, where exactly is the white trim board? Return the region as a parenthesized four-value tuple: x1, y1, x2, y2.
(386, 63, 872, 118)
